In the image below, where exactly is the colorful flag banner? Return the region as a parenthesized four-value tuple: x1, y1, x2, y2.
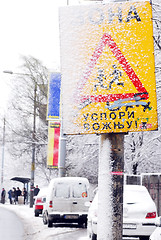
(47, 122, 60, 168)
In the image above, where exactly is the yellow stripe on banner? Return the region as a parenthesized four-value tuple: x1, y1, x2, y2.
(47, 123, 55, 166)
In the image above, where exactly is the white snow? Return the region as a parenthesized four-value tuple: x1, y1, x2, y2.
(0, 203, 89, 240)
(98, 135, 113, 239)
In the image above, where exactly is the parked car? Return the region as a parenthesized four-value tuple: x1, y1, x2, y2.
(42, 177, 90, 227)
(150, 216, 161, 240)
(87, 185, 157, 240)
(34, 187, 47, 217)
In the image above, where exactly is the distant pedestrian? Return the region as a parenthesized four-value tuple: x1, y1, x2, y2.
(22, 188, 27, 204)
(8, 189, 13, 204)
(1, 188, 6, 204)
(12, 187, 17, 204)
(34, 185, 40, 196)
(16, 187, 22, 203)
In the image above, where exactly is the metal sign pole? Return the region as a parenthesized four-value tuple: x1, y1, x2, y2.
(58, 121, 66, 177)
(110, 133, 124, 239)
(97, 134, 113, 239)
(97, 133, 124, 240)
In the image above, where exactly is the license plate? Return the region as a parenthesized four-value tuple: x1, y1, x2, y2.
(64, 215, 79, 219)
(123, 223, 137, 229)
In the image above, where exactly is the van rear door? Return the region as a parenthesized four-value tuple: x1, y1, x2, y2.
(71, 181, 89, 212)
(53, 182, 72, 212)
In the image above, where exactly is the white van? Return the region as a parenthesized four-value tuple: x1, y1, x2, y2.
(43, 177, 90, 227)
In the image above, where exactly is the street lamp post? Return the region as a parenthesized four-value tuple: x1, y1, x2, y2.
(30, 82, 37, 207)
(3, 70, 36, 208)
(1, 117, 5, 189)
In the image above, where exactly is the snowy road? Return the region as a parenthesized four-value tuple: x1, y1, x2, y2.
(0, 204, 89, 240)
(46, 227, 87, 240)
(0, 204, 140, 240)
(0, 206, 24, 240)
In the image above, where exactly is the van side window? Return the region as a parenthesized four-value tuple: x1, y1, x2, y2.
(72, 182, 87, 198)
(55, 183, 70, 198)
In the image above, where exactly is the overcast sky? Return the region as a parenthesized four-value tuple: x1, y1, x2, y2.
(0, 0, 85, 111)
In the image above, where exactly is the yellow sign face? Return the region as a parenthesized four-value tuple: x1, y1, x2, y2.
(59, 1, 158, 134)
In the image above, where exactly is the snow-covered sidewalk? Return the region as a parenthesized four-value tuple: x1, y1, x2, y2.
(0, 203, 86, 240)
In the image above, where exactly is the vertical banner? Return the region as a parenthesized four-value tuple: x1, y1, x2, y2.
(47, 122, 60, 168)
(47, 72, 61, 120)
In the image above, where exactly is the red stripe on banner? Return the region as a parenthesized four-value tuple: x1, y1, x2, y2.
(53, 127, 60, 167)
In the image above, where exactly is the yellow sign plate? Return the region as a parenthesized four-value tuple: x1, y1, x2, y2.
(59, 1, 158, 134)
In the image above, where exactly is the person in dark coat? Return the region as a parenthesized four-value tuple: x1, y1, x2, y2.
(22, 188, 27, 204)
(12, 187, 17, 204)
(34, 185, 40, 196)
(8, 189, 13, 204)
(1, 188, 6, 204)
(16, 187, 22, 203)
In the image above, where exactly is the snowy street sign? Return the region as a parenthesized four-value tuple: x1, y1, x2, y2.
(59, 1, 158, 134)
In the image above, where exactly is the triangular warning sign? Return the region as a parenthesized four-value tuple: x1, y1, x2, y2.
(78, 33, 149, 109)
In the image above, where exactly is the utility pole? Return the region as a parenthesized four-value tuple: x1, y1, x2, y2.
(1, 117, 5, 189)
(58, 123, 66, 177)
(30, 82, 37, 208)
(110, 133, 124, 239)
(97, 133, 124, 240)
(3, 70, 37, 208)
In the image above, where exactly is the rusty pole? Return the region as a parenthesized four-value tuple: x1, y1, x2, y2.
(109, 133, 124, 240)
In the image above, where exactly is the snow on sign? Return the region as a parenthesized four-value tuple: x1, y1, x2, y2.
(59, 1, 158, 134)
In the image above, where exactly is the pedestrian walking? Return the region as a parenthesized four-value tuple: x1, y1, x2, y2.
(12, 187, 17, 204)
(8, 189, 13, 204)
(34, 185, 40, 196)
(16, 187, 22, 204)
(1, 188, 6, 204)
(22, 188, 27, 204)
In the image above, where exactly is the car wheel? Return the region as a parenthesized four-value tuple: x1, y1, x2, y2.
(91, 233, 97, 240)
(78, 220, 86, 228)
(84, 220, 87, 228)
(43, 212, 47, 225)
(139, 236, 149, 240)
(34, 211, 39, 217)
(48, 219, 53, 228)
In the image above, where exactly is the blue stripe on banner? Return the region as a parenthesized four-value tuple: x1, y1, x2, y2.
(47, 72, 61, 119)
